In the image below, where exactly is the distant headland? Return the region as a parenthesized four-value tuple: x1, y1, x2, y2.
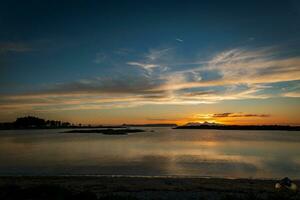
(0, 116, 122, 130)
(175, 121, 300, 131)
(1, 116, 299, 131)
(0, 116, 177, 130)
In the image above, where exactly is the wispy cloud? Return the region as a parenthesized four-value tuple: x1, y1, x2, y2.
(127, 47, 172, 73)
(127, 62, 159, 70)
(191, 112, 270, 123)
(283, 91, 300, 98)
(213, 113, 270, 118)
(146, 48, 172, 61)
(157, 46, 300, 91)
(0, 45, 299, 113)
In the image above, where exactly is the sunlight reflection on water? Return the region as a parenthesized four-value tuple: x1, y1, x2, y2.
(0, 128, 299, 179)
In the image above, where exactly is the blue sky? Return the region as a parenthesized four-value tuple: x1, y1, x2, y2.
(0, 0, 300, 124)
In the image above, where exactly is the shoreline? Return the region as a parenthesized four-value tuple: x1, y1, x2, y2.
(0, 174, 294, 180)
(0, 176, 299, 200)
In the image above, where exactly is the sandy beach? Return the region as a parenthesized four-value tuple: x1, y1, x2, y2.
(0, 176, 299, 200)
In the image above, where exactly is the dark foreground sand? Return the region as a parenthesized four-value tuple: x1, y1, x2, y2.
(0, 176, 299, 200)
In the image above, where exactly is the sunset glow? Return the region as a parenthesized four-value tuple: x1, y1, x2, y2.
(1, 1, 300, 196)
(0, 1, 299, 126)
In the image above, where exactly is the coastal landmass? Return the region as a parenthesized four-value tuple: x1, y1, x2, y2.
(0, 116, 128, 130)
(175, 122, 300, 131)
(0, 116, 175, 130)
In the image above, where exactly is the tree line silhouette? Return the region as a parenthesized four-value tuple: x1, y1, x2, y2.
(0, 116, 72, 129)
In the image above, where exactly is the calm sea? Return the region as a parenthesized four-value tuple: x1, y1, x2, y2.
(0, 128, 299, 179)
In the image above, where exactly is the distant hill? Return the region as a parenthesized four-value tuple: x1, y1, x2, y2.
(185, 121, 223, 126)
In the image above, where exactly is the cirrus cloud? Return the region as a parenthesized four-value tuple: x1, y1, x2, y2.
(0, 45, 299, 113)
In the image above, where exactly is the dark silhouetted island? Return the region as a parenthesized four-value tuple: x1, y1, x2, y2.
(0, 116, 72, 130)
(61, 129, 145, 135)
(0, 116, 126, 130)
(175, 122, 300, 131)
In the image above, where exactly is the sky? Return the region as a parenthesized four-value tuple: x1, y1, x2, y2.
(0, 0, 300, 125)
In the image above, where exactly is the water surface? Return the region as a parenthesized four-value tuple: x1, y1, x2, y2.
(0, 128, 299, 179)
